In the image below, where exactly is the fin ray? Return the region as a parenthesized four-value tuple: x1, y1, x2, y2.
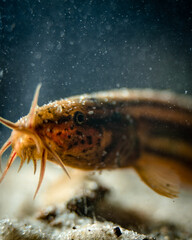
(134, 153, 180, 198)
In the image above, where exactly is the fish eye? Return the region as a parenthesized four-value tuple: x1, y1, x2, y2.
(73, 111, 85, 125)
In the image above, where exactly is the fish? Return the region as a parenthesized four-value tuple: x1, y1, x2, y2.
(0, 84, 192, 198)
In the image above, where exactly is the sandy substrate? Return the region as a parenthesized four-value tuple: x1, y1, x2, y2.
(0, 161, 192, 239)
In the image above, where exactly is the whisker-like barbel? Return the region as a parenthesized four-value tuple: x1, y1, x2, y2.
(0, 151, 17, 183)
(0, 138, 12, 172)
(0, 84, 70, 198)
(0, 86, 192, 198)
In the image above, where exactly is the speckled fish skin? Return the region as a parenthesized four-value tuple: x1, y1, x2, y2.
(0, 87, 192, 198)
(31, 88, 192, 170)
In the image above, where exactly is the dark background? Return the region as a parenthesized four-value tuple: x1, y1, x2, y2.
(0, 0, 192, 143)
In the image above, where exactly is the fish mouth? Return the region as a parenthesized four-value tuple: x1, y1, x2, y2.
(0, 84, 70, 199)
(64, 153, 98, 170)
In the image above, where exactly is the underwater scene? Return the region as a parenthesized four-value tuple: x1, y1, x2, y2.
(0, 1, 192, 239)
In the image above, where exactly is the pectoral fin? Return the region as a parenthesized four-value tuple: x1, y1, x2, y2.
(134, 153, 180, 198)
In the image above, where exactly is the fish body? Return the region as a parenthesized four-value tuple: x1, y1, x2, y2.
(0, 86, 192, 198)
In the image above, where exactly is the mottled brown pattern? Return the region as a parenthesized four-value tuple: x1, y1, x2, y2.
(0, 86, 192, 198)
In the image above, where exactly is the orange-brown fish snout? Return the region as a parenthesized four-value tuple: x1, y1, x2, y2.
(11, 130, 40, 170)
